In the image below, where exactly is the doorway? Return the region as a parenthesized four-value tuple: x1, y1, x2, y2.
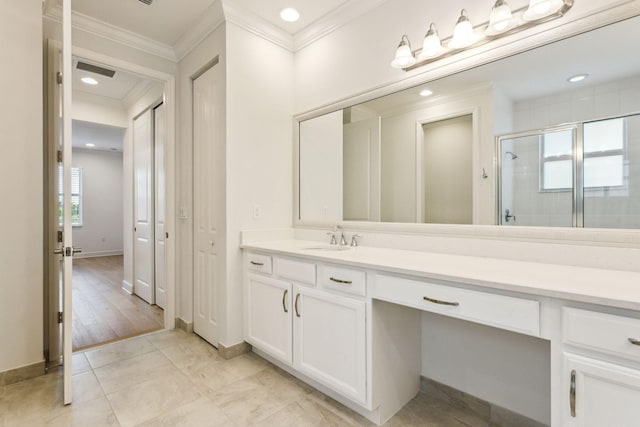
(420, 114, 473, 224)
(45, 54, 173, 358)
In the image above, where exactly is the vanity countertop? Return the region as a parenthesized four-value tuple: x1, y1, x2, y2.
(241, 239, 640, 311)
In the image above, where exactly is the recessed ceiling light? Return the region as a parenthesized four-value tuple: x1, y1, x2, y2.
(567, 74, 588, 83)
(280, 8, 300, 22)
(419, 89, 434, 97)
(85, 143, 96, 147)
(81, 76, 99, 85)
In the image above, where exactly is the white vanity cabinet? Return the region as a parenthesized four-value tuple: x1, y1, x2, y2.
(562, 308, 640, 426)
(244, 252, 369, 406)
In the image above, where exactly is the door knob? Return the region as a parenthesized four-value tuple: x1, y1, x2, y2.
(53, 248, 64, 255)
(72, 247, 82, 255)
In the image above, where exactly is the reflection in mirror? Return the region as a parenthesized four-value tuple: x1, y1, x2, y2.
(298, 15, 640, 229)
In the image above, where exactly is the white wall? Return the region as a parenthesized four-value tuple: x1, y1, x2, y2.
(0, 0, 43, 373)
(224, 22, 294, 345)
(176, 21, 227, 334)
(72, 149, 124, 257)
(72, 91, 128, 128)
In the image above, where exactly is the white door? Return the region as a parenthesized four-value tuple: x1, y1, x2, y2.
(245, 274, 293, 364)
(293, 286, 367, 404)
(343, 117, 381, 221)
(564, 353, 640, 426)
(193, 64, 223, 345)
(133, 109, 154, 304)
(154, 103, 166, 309)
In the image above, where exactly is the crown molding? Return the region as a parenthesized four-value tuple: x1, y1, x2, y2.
(174, 1, 226, 61)
(222, 0, 294, 52)
(43, 6, 176, 62)
(293, 0, 389, 51)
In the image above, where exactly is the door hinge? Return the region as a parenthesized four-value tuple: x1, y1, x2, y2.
(58, 311, 63, 324)
(57, 150, 63, 163)
(57, 230, 63, 243)
(56, 71, 63, 85)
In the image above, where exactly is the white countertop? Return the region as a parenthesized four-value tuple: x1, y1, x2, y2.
(241, 239, 640, 312)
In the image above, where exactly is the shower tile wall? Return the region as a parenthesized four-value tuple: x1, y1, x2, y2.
(510, 74, 640, 229)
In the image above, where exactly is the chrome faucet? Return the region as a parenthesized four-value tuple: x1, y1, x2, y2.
(328, 225, 348, 246)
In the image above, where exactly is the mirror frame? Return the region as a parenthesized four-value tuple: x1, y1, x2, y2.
(293, 3, 640, 246)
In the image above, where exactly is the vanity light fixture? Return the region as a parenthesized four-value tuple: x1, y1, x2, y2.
(280, 7, 300, 22)
(567, 73, 588, 83)
(390, 0, 574, 71)
(419, 89, 434, 97)
(391, 35, 417, 69)
(81, 76, 98, 85)
(449, 9, 479, 49)
(523, 0, 565, 21)
(486, 0, 514, 35)
(417, 23, 445, 61)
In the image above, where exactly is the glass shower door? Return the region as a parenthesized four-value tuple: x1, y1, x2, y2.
(498, 127, 576, 226)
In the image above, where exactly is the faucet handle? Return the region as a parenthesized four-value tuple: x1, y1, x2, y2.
(326, 231, 337, 245)
(350, 234, 361, 247)
(339, 232, 348, 246)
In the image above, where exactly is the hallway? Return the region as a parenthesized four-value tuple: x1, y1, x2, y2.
(72, 256, 163, 351)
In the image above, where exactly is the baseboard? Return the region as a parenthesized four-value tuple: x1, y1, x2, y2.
(1, 361, 45, 386)
(218, 341, 252, 360)
(74, 250, 124, 259)
(122, 280, 133, 294)
(175, 317, 193, 333)
(420, 377, 548, 427)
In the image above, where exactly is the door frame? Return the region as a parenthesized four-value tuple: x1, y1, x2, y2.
(414, 108, 479, 223)
(72, 46, 177, 330)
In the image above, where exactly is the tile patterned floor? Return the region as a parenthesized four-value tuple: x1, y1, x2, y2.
(0, 330, 493, 426)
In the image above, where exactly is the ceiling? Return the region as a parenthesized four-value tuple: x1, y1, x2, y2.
(73, 58, 149, 101)
(72, 120, 126, 152)
(59, 0, 354, 46)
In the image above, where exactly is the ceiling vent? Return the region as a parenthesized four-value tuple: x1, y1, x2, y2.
(76, 61, 116, 78)
(138, 0, 154, 5)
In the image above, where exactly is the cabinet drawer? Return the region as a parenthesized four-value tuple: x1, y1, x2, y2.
(563, 308, 640, 361)
(374, 274, 540, 336)
(275, 257, 316, 285)
(246, 253, 273, 274)
(318, 265, 366, 296)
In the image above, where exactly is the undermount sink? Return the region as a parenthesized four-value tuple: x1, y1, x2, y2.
(302, 244, 352, 251)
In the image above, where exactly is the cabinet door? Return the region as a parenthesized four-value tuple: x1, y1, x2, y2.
(293, 286, 367, 404)
(246, 274, 292, 364)
(564, 353, 640, 427)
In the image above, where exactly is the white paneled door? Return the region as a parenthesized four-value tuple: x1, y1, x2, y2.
(133, 109, 154, 304)
(193, 63, 222, 346)
(154, 103, 166, 309)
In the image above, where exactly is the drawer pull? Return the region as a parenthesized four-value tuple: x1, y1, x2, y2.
(629, 338, 640, 346)
(295, 293, 301, 317)
(423, 296, 460, 307)
(329, 277, 352, 285)
(570, 369, 576, 417)
(282, 289, 288, 313)
(250, 261, 264, 266)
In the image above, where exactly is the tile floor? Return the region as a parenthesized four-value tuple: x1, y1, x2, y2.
(0, 330, 493, 426)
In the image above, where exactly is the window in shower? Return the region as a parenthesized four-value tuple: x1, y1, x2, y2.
(497, 113, 640, 228)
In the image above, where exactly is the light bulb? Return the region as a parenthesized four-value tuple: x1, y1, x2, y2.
(487, 0, 513, 34)
(391, 35, 416, 69)
(523, 0, 564, 21)
(417, 23, 445, 60)
(280, 8, 300, 22)
(449, 10, 478, 49)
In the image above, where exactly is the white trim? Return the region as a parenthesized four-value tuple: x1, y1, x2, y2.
(122, 80, 155, 110)
(293, 0, 389, 51)
(74, 250, 124, 259)
(43, 6, 176, 61)
(174, 3, 226, 61)
(121, 280, 133, 294)
(222, 0, 294, 52)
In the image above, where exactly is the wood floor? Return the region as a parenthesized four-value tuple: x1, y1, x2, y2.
(72, 255, 163, 351)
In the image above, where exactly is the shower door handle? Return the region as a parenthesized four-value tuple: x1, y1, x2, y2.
(505, 209, 516, 223)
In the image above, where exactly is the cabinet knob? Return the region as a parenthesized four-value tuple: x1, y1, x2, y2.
(628, 338, 640, 346)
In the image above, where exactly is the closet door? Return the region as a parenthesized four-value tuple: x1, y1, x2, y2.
(133, 109, 154, 304)
(193, 63, 223, 346)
